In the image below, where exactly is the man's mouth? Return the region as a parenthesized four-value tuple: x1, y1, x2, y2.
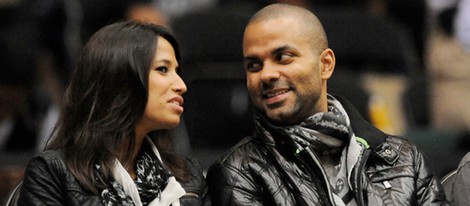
(263, 89, 290, 99)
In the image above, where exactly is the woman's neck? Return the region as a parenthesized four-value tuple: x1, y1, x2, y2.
(126, 128, 147, 180)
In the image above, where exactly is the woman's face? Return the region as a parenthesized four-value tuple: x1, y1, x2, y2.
(138, 36, 187, 133)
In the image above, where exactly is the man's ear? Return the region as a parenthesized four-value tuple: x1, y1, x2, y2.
(320, 48, 335, 80)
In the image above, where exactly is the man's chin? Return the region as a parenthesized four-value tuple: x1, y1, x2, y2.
(266, 105, 311, 125)
(265, 110, 297, 126)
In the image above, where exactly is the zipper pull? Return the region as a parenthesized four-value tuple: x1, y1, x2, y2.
(383, 180, 392, 189)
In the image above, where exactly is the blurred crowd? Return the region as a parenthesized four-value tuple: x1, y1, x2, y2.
(1, 0, 470, 202)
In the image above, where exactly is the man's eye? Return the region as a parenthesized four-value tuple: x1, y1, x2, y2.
(245, 62, 262, 72)
(276, 53, 293, 63)
(156, 66, 168, 73)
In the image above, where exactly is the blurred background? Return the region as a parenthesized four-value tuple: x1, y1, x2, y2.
(1, 0, 470, 202)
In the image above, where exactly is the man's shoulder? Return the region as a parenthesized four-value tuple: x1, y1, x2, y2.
(209, 136, 269, 170)
(206, 135, 274, 192)
(219, 136, 264, 162)
(384, 134, 418, 151)
(458, 152, 470, 168)
(370, 134, 423, 165)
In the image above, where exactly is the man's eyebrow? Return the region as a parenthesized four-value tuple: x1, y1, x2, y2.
(271, 45, 293, 56)
(243, 56, 259, 62)
(243, 45, 295, 61)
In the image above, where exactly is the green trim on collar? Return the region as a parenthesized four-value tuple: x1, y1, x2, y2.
(355, 136, 370, 149)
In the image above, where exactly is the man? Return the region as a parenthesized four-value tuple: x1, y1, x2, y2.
(451, 151, 470, 205)
(206, 3, 448, 205)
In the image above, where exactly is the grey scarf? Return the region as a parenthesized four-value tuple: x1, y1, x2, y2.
(283, 95, 356, 205)
(285, 95, 353, 155)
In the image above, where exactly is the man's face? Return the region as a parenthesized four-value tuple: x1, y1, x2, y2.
(243, 17, 330, 125)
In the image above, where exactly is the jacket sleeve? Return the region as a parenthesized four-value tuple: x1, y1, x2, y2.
(206, 162, 263, 206)
(413, 143, 450, 205)
(451, 152, 470, 206)
(17, 152, 67, 205)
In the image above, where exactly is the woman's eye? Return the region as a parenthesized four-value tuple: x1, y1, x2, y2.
(156, 66, 168, 73)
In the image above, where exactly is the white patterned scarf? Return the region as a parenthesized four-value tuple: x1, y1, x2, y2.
(96, 137, 185, 206)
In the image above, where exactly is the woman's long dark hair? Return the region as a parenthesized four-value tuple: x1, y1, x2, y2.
(46, 20, 189, 193)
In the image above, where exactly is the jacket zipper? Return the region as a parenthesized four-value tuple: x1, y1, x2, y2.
(303, 147, 336, 205)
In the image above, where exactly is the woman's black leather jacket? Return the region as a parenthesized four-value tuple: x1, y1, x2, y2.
(16, 149, 209, 205)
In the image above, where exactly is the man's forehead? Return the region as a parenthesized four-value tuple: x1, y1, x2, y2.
(248, 16, 298, 29)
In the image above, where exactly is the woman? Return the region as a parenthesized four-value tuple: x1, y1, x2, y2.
(16, 21, 208, 205)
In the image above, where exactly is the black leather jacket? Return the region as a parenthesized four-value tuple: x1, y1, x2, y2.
(17, 149, 209, 205)
(207, 96, 449, 205)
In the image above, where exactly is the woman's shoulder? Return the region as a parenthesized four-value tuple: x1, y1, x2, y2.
(174, 154, 209, 206)
(178, 155, 205, 185)
(20, 149, 101, 205)
(180, 155, 206, 187)
(27, 149, 67, 171)
(181, 155, 203, 173)
(37, 148, 65, 159)
(22, 149, 70, 187)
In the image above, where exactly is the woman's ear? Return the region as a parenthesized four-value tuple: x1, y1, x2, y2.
(320, 48, 335, 80)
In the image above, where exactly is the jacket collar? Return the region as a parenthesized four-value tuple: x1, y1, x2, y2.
(254, 95, 398, 164)
(332, 95, 387, 149)
(332, 95, 400, 164)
